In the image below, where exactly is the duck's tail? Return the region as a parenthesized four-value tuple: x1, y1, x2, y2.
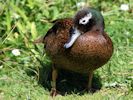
(33, 36, 44, 44)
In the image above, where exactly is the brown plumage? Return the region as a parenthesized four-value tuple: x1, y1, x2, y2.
(41, 8, 113, 96)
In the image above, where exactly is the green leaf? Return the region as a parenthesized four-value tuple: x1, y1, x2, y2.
(31, 22, 37, 40)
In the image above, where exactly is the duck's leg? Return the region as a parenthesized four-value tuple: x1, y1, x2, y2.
(87, 71, 93, 91)
(80, 71, 94, 93)
(50, 65, 58, 96)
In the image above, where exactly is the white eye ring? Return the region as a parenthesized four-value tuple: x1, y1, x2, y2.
(79, 13, 92, 25)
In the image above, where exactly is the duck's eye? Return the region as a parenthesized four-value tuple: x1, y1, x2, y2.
(79, 13, 92, 25)
(82, 20, 86, 22)
(79, 18, 88, 25)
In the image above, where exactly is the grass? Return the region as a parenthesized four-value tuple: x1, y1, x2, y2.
(0, 0, 133, 99)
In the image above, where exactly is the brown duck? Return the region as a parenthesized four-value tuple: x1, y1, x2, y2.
(38, 7, 113, 96)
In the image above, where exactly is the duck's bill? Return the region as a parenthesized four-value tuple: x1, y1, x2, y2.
(64, 28, 81, 49)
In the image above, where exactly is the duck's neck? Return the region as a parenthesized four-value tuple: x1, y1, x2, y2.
(90, 8, 105, 33)
(91, 24, 104, 34)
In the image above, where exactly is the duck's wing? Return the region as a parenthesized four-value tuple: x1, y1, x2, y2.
(43, 18, 73, 50)
(44, 18, 72, 41)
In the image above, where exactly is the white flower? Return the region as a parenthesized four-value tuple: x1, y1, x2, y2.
(0, 65, 3, 69)
(12, 49, 21, 56)
(120, 4, 129, 11)
(77, 2, 86, 8)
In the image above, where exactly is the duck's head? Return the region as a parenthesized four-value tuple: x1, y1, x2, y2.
(74, 8, 95, 33)
(64, 7, 104, 49)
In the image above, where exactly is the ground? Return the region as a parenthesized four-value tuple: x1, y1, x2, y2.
(0, 0, 133, 99)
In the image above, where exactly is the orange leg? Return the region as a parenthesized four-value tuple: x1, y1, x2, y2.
(50, 66, 58, 96)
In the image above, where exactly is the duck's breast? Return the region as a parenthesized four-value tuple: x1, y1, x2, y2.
(68, 32, 113, 69)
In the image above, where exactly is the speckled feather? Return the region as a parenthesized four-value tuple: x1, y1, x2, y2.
(43, 18, 113, 74)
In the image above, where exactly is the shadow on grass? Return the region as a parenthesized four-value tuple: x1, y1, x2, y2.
(40, 64, 102, 95)
(26, 64, 102, 95)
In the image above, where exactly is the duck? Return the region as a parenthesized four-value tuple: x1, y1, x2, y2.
(39, 7, 113, 96)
